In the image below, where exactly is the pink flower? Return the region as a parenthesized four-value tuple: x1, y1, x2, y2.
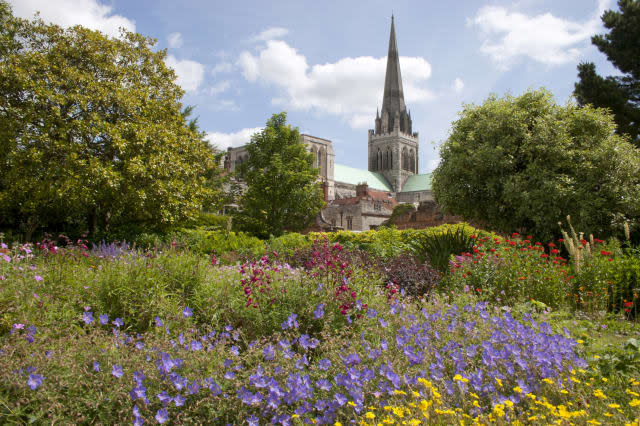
(34, 275, 43, 282)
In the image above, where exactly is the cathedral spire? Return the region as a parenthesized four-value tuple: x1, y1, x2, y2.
(381, 15, 406, 123)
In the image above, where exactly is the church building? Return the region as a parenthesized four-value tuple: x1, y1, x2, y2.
(224, 17, 432, 231)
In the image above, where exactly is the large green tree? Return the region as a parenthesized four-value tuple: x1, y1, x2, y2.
(574, 0, 640, 145)
(0, 1, 220, 238)
(432, 89, 640, 241)
(234, 112, 325, 238)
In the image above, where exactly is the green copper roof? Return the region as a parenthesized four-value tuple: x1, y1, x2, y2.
(400, 174, 432, 192)
(334, 164, 392, 191)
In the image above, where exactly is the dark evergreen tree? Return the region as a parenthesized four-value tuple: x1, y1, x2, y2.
(574, 0, 640, 144)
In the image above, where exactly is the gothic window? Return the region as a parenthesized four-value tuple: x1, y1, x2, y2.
(377, 149, 382, 171)
(402, 148, 408, 171)
(331, 218, 336, 227)
(347, 216, 353, 230)
(383, 151, 388, 170)
(317, 150, 322, 169)
(409, 149, 415, 173)
(390, 151, 393, 169)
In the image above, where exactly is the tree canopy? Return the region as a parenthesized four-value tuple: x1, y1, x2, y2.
(0, 1, 220, 238)
(431, 89, 640, 242)
(233, 112, 325, 238)
(574, 0, 640, 145)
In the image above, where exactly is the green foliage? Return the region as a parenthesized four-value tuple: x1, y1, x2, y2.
(175, 228, 265, 258)
(574, 0, 640, 144)
(267, 232, 314, 258)
(233, 112, 325, 238)
(410, 226, 477, 273)
(0, 2, 221, 239)
(432, 88, 640, 242)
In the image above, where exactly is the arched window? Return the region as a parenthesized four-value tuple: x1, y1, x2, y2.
(317, 150, 322, 169)
(390, 150, 393, 169)
(383, 151, 388, 170)
(409, 149, 415, 173)
(402, 148, 408, 171)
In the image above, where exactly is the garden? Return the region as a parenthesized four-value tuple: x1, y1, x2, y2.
(1, 222, 639, 425)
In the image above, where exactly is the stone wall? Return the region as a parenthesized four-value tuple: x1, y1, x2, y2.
(389, 200, 462, 230)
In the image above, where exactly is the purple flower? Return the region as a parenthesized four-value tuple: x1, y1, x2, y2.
(98, 314, 109, 325)
(247, 414, 259, 426)
(155, 408, 168, 424)
(113, 318, 124, 328)
(334, 393, 347, 406)
(316, 379, 332, 391)
(112, 365, 124, 379)
(230, 345, 239, 356)
(93, 361, 100, 372)
(82, 311, 94, 325)
(27, 373, 43, 390)
(318, 358, 331, 371)
(183, 307, 193, 318)
(154, 316, 163, 327)
(264, 345, 275, 361)
(173, 394, 186, 407)
(190, 340, 203, 351)
(298, 334, 319, 350)
(34, 275, 43, 281)
(281, 313, 299, 330)
(134, 370, 145, 386)
(313, 303, 325, 319)
(157, 391, 172, 405)
(224, 371, 235, 380)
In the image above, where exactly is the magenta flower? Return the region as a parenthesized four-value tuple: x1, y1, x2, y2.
(34, 275, 43, 281)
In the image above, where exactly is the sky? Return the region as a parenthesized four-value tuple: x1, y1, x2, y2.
(9, 0, 620, 174)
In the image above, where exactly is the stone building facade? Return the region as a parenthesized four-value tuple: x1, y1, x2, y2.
(223, 17, 433, 231)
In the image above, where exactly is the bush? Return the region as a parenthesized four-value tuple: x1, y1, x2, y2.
(380, 255, 441, 299)
(410, 226, 477, 273)
(174, 229, 265, 259)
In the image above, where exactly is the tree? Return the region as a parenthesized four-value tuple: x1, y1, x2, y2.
(0, 1, 220, 238)
(233, 112, 325, 238)
(574, 0, 640, 145)
(431, 89, 640, 242)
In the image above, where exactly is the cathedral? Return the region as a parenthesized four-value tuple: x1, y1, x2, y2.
(224, 17, 432, 231)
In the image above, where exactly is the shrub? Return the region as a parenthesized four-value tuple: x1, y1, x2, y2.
(174, 229, 265, 259)
(380, 255, 441, 299)
(410, 226, 476, 273)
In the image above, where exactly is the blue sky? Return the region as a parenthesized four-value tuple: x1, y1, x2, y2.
(10, 0, 619, 173)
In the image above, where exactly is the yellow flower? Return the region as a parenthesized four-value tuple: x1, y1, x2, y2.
(392, 407, 404, 418)
(473, 400, 480, 408)
(593, 389, 607, 399)
(495, 378, 503, 387)
(335, 423, 343, 426)
(560, 389, 568, 394)
(469, 392, 479, 399)
(608, 403, 621, 409)
(453, 374, 469, 383)
(418, 378, 433, 388)
(594, 355, 601, 359)
(629, 399, 640, 407)
(570, 376, 581, 383)
(411, 391, 420, 398)
(528, 416, 538, 421)
(542, 378, 554, 385)
(348, 401, 356, 407)
(586, 420, 601, 425)
(393, 390, 406, 396)
(627, 389, 640, 397)
(513, 386, 522, 394)
(577, 339, 584, 344)
(601, 377, 608, 382)
(365, 412, 376, 419)
(503, 400, 514, 408)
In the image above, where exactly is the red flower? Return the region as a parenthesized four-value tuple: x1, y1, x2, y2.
(540, 254, 549, 258)
(558, 238, 565, 242)
(548, 242, 556, 248)
(600, 250, 612, 256)
(550, 249, 559, 254)
(624, 301, 634, 308)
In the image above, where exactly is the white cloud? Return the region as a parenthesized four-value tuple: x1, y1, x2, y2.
(165, 55, 205, 92)
(207, 80, 231, 96)
(470, 0, 610, 69)
(206, 127, 262, 150)
(211, 62, 233, 75)
(8, 0, 135, 38)
(452, 77, 464, 93)
(237, 40, 434, 129)
(167, 32, 183, 48)
(249, 27, 289, 42)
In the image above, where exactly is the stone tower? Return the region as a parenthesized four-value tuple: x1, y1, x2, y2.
(368, 15, 419, 192)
